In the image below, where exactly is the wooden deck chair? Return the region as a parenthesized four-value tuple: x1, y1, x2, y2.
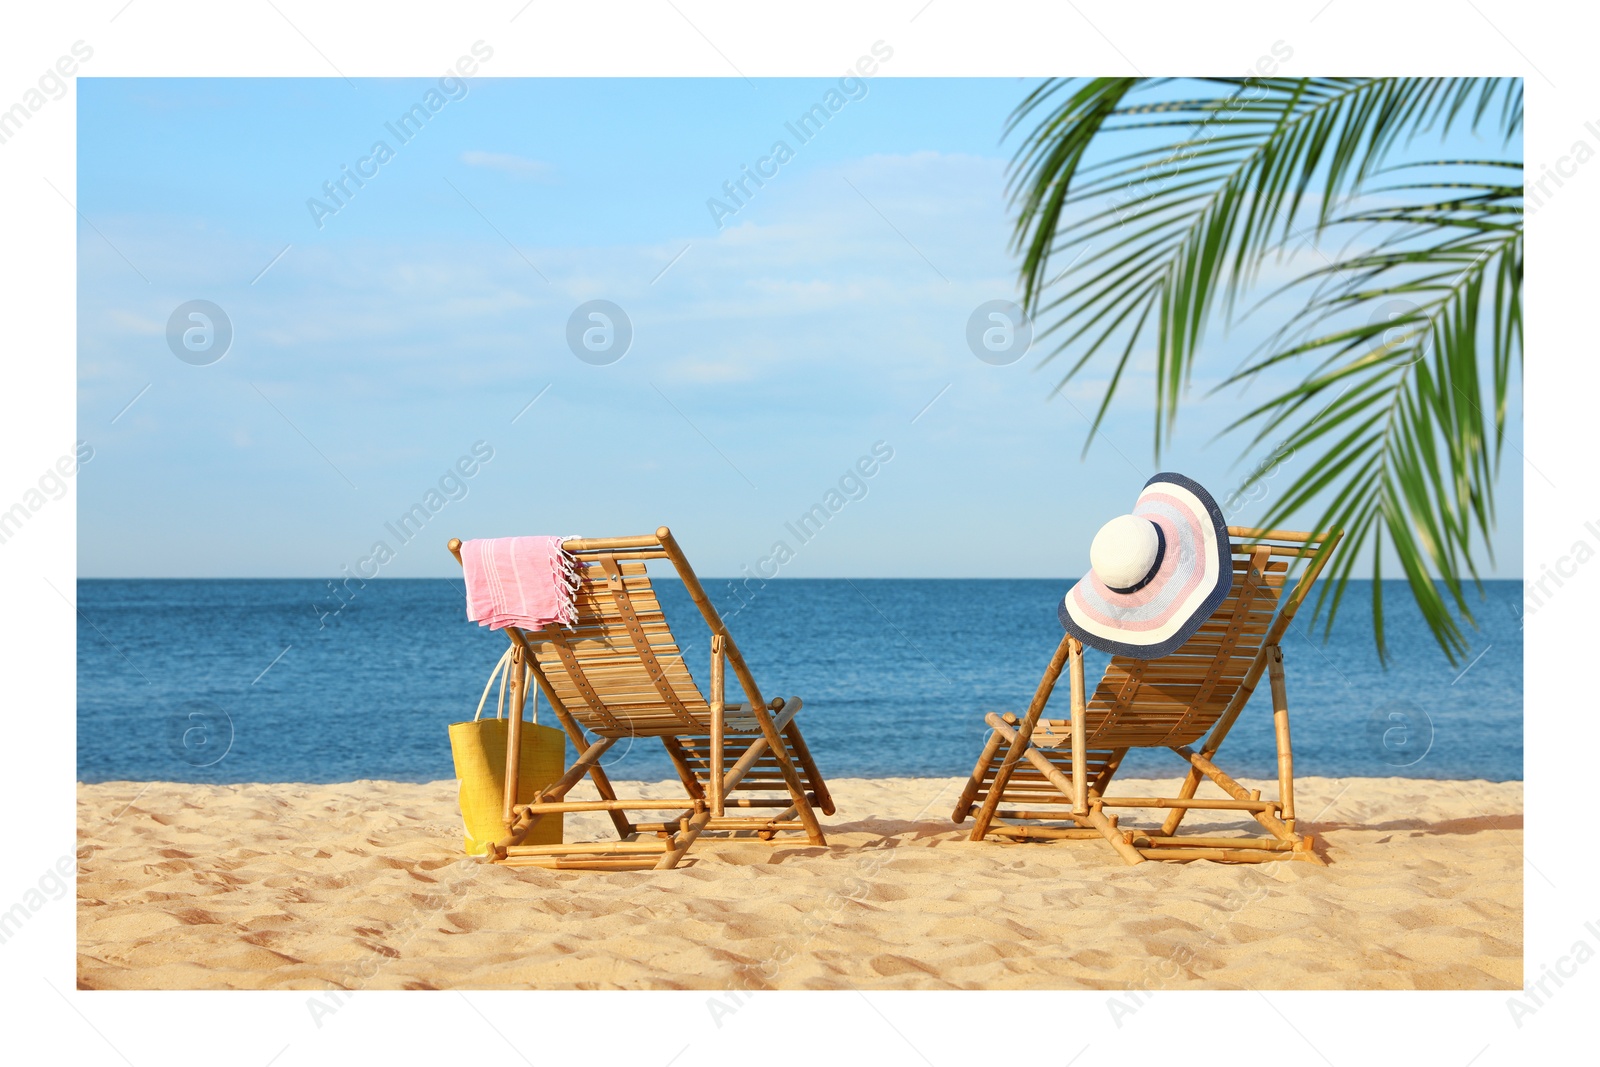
(952, 526, 1342, 864)
(447, 527, 833, 870)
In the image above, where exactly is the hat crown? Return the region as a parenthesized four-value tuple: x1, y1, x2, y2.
(1090, 514, 1160, 590)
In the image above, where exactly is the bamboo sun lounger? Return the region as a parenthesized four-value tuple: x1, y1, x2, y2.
(952, 526, 1342, 865)
(448, 527, 833, 871)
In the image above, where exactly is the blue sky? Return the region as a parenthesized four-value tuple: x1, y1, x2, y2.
(76, 73, 1523, 579)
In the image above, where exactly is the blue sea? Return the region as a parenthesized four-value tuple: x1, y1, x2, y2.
(76, 578, 1523, 785)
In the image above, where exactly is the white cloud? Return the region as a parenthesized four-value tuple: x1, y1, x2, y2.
(108, 308, 165, 336)
(460, 151, 554, 180)
(671, 359, 757, 384)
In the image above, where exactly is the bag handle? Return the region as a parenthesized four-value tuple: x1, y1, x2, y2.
(473, 648, 511, 721)
(472, 646, 539, 724)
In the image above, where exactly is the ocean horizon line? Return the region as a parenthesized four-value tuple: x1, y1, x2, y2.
(76, 575, 1529, 583)
(77, 770, 1526, 787)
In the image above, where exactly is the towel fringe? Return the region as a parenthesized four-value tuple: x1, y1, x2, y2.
(550, 536, 583, 628)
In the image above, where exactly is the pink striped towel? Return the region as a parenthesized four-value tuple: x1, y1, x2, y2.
(460, 536, 582, 632)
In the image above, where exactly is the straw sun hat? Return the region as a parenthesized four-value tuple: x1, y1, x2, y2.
(1058, 473, 1233, 659)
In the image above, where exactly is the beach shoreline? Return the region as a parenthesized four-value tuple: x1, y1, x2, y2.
(77, 775, 1522, 991)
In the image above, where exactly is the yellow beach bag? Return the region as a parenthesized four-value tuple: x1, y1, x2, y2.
(449, 647, 566, 855)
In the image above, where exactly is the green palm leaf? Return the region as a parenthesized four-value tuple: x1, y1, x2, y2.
(1008, 77, 1523, 662)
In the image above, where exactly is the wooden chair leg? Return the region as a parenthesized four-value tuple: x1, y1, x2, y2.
(952, 728, 1005, 823)
(968, 712, 1039, 841)
(707, 703, 819, 846)
(1160, 766, 1206, 837)
(503, 644, 527, 827)
(661, 736, 708, 804)
(1069, 638, 1088, 815)
(969, 634, 1074, 839)
(747, 699, 826, 845)
(710, 635, 725, 817)
(1089, 748, 1126, 796)
(543, 702, 634, 838)
(782, 765, 826, 845)
(780, 719, 834, 816)
(1268, 646, 1296, 828)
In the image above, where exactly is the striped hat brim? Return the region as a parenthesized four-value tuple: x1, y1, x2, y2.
(1058, 472, 1232, 660)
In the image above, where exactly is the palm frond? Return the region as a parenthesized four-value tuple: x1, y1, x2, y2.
(1011, 78, 1519, 442)
(1226, 220, 1521, 662)
(1009, 77, 1523, 661)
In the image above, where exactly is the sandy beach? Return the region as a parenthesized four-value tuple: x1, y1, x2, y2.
(76, 775, 1521, 991)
